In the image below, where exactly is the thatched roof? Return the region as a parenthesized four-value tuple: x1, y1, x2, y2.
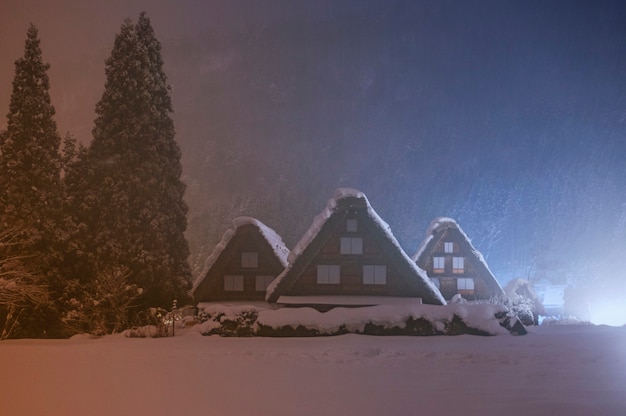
(266, 189, 446, 305)
(412, 217, 505, 298)
(191, 217, 289, 295)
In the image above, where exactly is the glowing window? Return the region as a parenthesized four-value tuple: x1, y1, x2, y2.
(433, 257, 445, 273)
(457, 278, 474, 291)
(317, 265, 340, 284)
(340, 237, 363, 254)
(241, 252, 258, 268)
(346, 219, 358, 232)
(453, 257, 464, 273)
(255, 275, 275, 292)
(431, 277, 441, 289)
(224, 275, 244, 291)
(363, 265, 387, 285)
(444, 242, 454, 253)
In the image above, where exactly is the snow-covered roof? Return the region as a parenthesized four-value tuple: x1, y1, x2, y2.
(286, 188, 366, 264)
(412, 217, 504, 297)
(232, 216, 289, 267)
(192, 216, 289, 293)
(412, 217, 460, 262)
(413, 217, 490, 270)
(266, 188, 446, 305)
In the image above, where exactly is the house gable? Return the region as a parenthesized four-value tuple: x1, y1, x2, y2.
(413, 217, 505, 301)
(266, 189, 446, 306)
(192, 217, 289, 303)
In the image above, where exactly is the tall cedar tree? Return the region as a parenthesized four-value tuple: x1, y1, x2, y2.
(0, 25, 62, 336)
(82, 14, 191, 308)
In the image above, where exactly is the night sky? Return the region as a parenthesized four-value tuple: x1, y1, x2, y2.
(1, 0, 625, 292)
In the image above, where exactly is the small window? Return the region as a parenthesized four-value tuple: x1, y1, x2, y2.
(317, 265, 340, 284)
(363, 265, 387, 285)
(224, 275, 244, 291)
(444, 242, 454, 253)
(433, 257, 445, 273)
(431, 277, 441, 289)
(346, 219, 358, 233)
(340, 237, 363, 254)
(452, 257, 464, 274)
(457, 277, 474, 291)
(255, 275, 275, 292)
(241, 252, 258, 268)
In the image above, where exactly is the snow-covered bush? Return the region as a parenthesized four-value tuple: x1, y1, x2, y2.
(0, 229, 50, 339)
(197, 305, 259, 337)
(127, 308, 172, 337)
(194, 303, 525, 337)
(62, 266, 143, 336)
(124, 325, 160, 338)
(479, 279, 545, 326)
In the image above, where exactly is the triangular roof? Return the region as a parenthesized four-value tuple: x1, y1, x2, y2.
(266, 189, 446, 305)
(191, 216, 289, 295)
(412, 217, 505, 298)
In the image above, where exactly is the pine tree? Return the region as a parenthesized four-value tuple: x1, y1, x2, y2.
(0, 24, 62, 336)
(80, 14, 191, 309)
(0, 24, 62, 244)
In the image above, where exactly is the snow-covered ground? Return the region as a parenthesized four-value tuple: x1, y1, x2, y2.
(1, 325, 625, 416)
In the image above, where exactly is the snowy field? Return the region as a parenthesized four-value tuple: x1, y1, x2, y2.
(1, 325, 625, 416)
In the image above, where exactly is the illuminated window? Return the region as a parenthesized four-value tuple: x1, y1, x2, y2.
(444, 242, 454, 253)
(431, 277, 441, 289)
(241, 252, 258, 268)
(453, 257, 464, 273)
(340, 237, 363, 254)
(457, 278, 474, 291)
(255, 275, 275, 292)
(317, 265, 340, 284)
(224, 275, 244, 291)
(346, 219, 358, 233)
(363, 265, 387, 285)
(433, 257, 445, 273)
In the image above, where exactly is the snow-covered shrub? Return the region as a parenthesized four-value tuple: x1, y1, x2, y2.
(124, 325, 160, 338)
(360, 318, 437, 336)
(196, 305, 260, 337)
(195, 303, 522, 337)
(0, 229, 50, 340)
(128, 308, 171, 337)
(0, 275, 49, 340)
(503, 279, 545, 325)
(62, 266, 143, 336)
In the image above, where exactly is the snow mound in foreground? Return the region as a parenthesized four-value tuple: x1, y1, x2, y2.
(194, 303, 524, 337)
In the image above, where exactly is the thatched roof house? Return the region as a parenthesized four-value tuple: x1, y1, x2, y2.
(266, 189, 446, 309)
(412, 217, 505, 301)
(192, 217, 289, 303)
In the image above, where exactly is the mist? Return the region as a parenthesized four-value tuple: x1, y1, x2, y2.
(1, 0, 625, 304)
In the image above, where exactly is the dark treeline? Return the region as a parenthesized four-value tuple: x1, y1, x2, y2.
(0, 15, 190, 338)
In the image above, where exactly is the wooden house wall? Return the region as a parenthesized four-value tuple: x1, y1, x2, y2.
(194, 225, 285, 302)
(285, 213, 414, 297)
(419, 228, 493, 300)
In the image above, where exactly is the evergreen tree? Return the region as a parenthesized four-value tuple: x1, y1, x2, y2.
(0, 24, 62, 245)
(80, 14, 191, 308)
(0, 24, 63, 337)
